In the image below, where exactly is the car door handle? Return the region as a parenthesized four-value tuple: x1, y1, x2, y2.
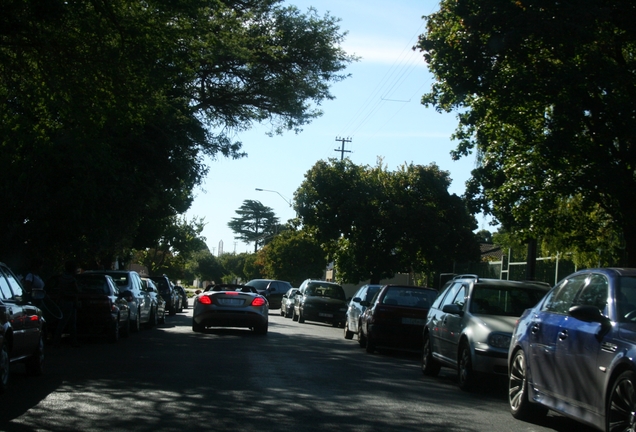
(558, 330, 568, 341)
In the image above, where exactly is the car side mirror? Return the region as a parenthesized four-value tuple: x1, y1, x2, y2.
(569, 305, 608, 323)
(360, 300, 370, 307)
(352, 297, 361, 303)
(442, 303, 464, 316)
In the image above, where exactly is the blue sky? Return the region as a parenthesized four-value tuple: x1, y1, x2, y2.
(186, 0, 487, 255)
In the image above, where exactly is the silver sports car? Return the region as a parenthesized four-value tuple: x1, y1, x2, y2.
(192, 284, 269, 334)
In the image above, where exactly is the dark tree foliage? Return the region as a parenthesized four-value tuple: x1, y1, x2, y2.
(295, 159, 479, 284)
(417, 0, 636, 265)
(0, 0, 352, 268)
(228, 200, 279, 252)
(257, 227, 326, 286)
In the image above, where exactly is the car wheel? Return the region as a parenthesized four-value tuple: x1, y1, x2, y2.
(120, 315, 130, 338)
(366, 332, 376, 353)
(130, 309, 141, 333)
(421, 333, 441, 376)
(292, 308, 299, 322)
(280, 308, 285, 317)
(158, 307, 166, 324)
(149, 307, 158, 328)
(344, 322, 354, 340)
(0, 341, 9, 394)
(298, 310, 305, 323)
(607, 370, 636, 431)
(285, 307, 292, 318)
(358, 326, 367, 348)
(109, 317, 120, 344)
(457, 342, 475, 391)
(254, 324, 268, 335)
(25, 335, 45, 376)
(192, 318, 205, 333)
(509, 349, 548, 420)
(169, 304, 176, 316)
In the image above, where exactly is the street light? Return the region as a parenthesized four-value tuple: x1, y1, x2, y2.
(255, 188, 292, 207)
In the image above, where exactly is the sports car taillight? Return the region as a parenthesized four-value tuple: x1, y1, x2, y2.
(251, 297, 266, 307)
(199, 296, 212, 305)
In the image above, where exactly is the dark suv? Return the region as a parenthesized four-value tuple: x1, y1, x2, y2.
(245, 279, 293, 309)
(0, 262, 45, 393)
(292, 279, 347, 327)
(149, 275, 179, 316)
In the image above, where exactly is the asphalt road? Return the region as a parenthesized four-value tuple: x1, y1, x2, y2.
(0, 308, 596, 432)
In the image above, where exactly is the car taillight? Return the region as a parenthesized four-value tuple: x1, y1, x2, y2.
(199, 296, 212, 305)
(251, 297, 266, 307)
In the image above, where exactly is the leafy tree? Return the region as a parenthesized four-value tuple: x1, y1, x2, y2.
(228, 200, 279, 252)
(295, 159, 479, 284)
(257, 226, 326, 285)
(475, 230, 493, 244)
(417, 0, 636, 266)
(185, 250, 226, 284)
(0, 1, 353, 268)
(134, 216, 208, 277)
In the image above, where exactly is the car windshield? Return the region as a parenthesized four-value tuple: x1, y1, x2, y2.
(381, 287, 437, 308)
(76, 275, 109, 295)
(101, 272, 129, 287)
(469, 285, 546, 316)
(307, 284, 345, 300)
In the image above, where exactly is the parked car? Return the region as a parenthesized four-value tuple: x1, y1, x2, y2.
(149, 275, 180, 316)
(422, 276, 549, 390)
(245, 279, 293, 309)
(141, 277, 166, 325)
(174, 285, 188, 310)
(344, 284, 382, 339)
(72, 273, 131, 342)
(280, 288, 299, 318)
(359, 284, 438, 354)
(508, 268, 636, 431)
(292, 279, 347, 327)
(84, 270, 153, 332)
(192, 284, 268, 334)
(0, 262, 45, 393)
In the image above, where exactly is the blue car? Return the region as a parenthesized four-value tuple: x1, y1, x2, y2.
(508, 267, 636, 431)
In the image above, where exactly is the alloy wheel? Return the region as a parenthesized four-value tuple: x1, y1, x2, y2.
(607, 371, 636, 432)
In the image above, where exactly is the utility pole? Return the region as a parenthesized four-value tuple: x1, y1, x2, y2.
(334, 137, 352, 160)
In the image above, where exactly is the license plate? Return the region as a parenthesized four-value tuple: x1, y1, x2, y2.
(218, 298, 244, 306)
(319, 312, 333, 318)
(402, 317, 425, 325)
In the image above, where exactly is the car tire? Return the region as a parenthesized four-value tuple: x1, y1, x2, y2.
(280, 308, 285, 317)
(158, 307, 166, 324)
(366, 332, 375, 353)
(298, 310, 305, 323)
(509, 349, 548, 420)
(457, 342, 475, 391)
(285, 308, 292, 318)
(421, 333, 441, 376)
(149, 307, 158, 328)
(358, 326, 367, 348)
(109, 317, 120, 344)
(292, 308, 299, 322)
(25, 335, 45, 376)
(344, 322, 354, 340)
(192, 318, 205, 333)
(607, 370, 636, 431)
(130, 309, 141, 333)
(0, 341, 9, 394)
(169, 304, 176, 316)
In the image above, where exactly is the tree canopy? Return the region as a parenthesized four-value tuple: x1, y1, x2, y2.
(1, 0, 353, 269)
(295, 159, 479, 284)
(228, 200, 280, 252)
(257, 226, 326, 286)
(417, 0, 636, 265)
